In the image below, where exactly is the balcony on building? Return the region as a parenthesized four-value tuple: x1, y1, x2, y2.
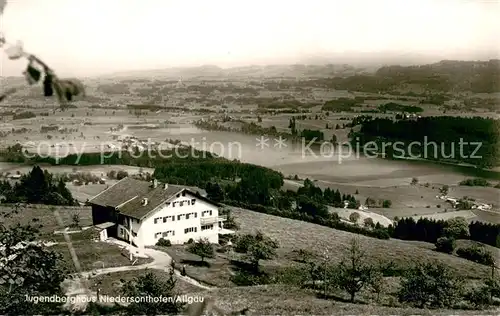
(200, 215, 227, 225)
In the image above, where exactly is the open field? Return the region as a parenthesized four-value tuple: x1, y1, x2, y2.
(0, 204, 93, 237)
(328, 207, 394, 227)
(368, 207, 500, 223)
(283, 178, 499, 222)
(277, 158, 500, 186)
(229, 207, 492, 279)
(411, 210, 477, 221)
(66, 182, 116, 201)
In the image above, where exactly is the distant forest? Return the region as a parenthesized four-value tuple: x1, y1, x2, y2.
(308, 60, 500, 93)
(352, 116, 500, 168)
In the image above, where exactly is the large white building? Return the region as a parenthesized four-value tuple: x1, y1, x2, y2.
(89, 177, 229, 254)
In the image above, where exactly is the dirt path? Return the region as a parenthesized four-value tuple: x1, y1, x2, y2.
(62, 240, 214, 312)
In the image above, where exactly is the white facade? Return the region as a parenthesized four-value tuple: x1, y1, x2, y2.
(117, 190, 224, 248)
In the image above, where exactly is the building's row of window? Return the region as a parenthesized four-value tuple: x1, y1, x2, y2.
(154, 230, 175, 239)
(166, 199, 196, 208)
(154, 212, 199, 224)
(184, 227, 197, 234)
(201, 224, 214, 231)
(153, 210, 214, 224)
(154, 225, 213, 238)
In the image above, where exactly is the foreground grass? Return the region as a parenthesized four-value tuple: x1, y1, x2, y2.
(229, 207, 491, 279)
(89, 269, 203, 296)
(52, 238, 153, 273)
(199, 284, 498, 316)
(159, 242, 299, 288)
(160, 245, 235, 288)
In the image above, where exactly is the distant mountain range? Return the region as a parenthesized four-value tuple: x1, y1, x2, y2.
(1, 57, 498, 94)
(99, 58, 500, 93)
(100, 64, 368, 80)
(97, 51, 499, 80)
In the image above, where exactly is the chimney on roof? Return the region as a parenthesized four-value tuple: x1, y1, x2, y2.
(164, 183, 168, 190)
(142, 198, 148, 206)
(152, 179, 158, 188)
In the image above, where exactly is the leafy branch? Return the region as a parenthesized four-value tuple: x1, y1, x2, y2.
(0, 32, 84, 109)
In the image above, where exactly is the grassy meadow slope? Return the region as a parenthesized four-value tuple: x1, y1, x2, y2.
(229, 207, 491, 279)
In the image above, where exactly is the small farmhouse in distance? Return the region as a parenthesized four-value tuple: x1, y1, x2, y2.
(88, 177, 228, 254)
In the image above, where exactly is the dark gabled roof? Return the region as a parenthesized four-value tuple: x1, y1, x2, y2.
(88, 177, 152, 208)
(88, 177, 214, 220)
(118, 184, 187, 219)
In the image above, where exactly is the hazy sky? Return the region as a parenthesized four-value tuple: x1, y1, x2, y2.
(0, 0, 498, 77)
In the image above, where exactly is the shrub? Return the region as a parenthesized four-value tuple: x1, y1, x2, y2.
(435, 237, 455, 254)
(349, 212, 360, 223)
(116, 170, 129, 180)
(456, 245, 495, 265)
(363, 217, 375, 228)
(464, 277, 500, 309)
(373, 228, 391, 239)
(12, 111, 36, 120)
(459, 178, 490, 187)
(443, 217, 470, 239)
(231, 270, 271, 286)
(465, 286, 492, 309)
(186, 238, 194, 244)
(330, 238, 379, 303)
(273, 266, 309, 286)
(398, 262, 464, 308)
(233, 234, 256, 253)
(221, 209, 239, 230)
(295, 249, 315, 263)
(187, 238, 214, 262)
(382, 200, 392, 208)
(156, 238, 171, 247)
(486, 277, 500, 299)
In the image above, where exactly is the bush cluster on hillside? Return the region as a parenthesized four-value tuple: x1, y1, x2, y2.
(435, 237, 456, 254)
(456, 244, 495, 266)
(459, 178, 491, 187)
(12, 111, 36, 120)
